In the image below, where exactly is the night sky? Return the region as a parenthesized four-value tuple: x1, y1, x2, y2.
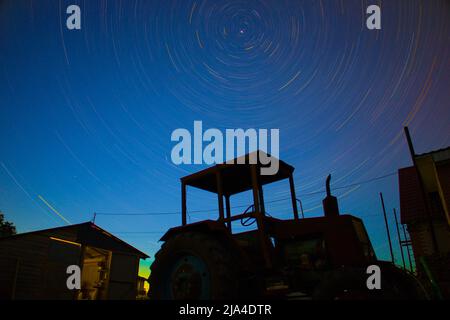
(0, 0, 449, 277)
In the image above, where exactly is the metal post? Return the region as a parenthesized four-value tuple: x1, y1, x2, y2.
(297, 198, 305, 219)
(181, 182, 187, 226)
(380, 192, 394, 263)
(289, 174, 299, 220)
(216, 170, 225, 221)
(77, 245, 85, 300)
(225, 195, 232, 233)
(251, 164, 272, 269)
(258, 179, 266, 215)
(251, 166, 261, 218)
(402, 224, 414, 272)
(393, 208, 406, 270)
(404, 126, 416, 158)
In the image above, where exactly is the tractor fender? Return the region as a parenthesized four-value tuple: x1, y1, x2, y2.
(160, 220, 229, 242)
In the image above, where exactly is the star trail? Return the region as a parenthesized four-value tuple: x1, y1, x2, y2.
(0, 0, 449, 276)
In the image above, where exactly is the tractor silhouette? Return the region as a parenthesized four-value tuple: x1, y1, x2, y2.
(149, 151, 424, 299)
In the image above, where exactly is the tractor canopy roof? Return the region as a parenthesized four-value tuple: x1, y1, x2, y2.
(181, 151, 294, 196)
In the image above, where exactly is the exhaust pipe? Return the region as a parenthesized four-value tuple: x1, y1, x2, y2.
(322, 174, 339, 217)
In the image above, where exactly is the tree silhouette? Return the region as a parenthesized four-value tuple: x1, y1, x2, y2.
(0, 212, 16, 237)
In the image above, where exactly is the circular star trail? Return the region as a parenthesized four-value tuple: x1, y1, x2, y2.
(0, 0, 449, 263)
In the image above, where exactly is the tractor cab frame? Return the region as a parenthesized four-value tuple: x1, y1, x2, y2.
(180, 151, 298, 268)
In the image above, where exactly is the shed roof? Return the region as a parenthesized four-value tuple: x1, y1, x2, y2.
(0, 222, 149, 258)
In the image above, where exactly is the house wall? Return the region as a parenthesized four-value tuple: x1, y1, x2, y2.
(0, 234, 49, 299)
(435, 163, 450, 226)
(0, 229, 81, 299)
(409, 221, 450, 259)
(399, 166, 427, 224)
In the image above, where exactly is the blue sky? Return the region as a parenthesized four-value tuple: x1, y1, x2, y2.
(0, 0, 449, 275)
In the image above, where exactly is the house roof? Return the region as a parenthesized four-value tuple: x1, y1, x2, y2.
(416, 146, 450, 162)
(181, 151, 294, 195)
(0, 222, 149, 258)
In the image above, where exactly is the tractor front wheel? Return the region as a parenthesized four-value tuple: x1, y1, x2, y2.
(149, 232, 239, 300)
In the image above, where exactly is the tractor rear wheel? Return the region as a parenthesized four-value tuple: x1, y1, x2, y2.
(149, 232, 240, 300)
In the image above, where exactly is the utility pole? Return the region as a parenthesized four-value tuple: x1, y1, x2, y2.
(380, 192, 394, 263)
(393, 208, 406, 270)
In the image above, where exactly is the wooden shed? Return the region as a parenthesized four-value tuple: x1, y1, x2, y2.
(0, 222, 149, 300)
